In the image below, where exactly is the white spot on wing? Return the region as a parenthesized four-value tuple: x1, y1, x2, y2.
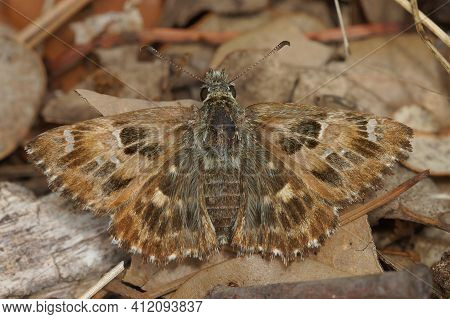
(276, 183, 294, 203)
(272, 248, 282, 256)
(110, 155, 121, 166)
(367, 119, 378, 142)
(307, 239, 320, 248)
(152, 187, 169, 207)
(318, 122, 328, 138)
(129, 247, 142, 254)
(322, 148, 333, 158)
(64, 129, 74, 143)
(63, 129, 75, 153)
(112, 129, 124, 147)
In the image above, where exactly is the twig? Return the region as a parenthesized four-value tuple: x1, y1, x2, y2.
(334, 0, 350, 58)
(409, 0, 450, 74)
(394, 0, 450, 47)
(104, 279, 146, 299)
(339, 170, 430, 226)
(78, 261, 125, 299)
(0, 164, 41, 180)
(306, 22, 401, 42)
(399, 204, 450, 232)
(207, 264, 432, 298)
(14, 0, 93, 48)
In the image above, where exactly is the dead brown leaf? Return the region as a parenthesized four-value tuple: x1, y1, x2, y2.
(412, 227, 450, 267)
(76, 89, 201, 116)
(370, 166, 449, 232)
(160, 0, 269, 27)
(393, 104, 441, 133)
(0, 36, 46, 159)
(210, 14, 333, 69)
(403, 132, 450, 177)
(42, 45, 169, 124)
(345, 34, 449, 126)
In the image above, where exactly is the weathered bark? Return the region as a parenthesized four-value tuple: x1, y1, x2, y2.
(0, 182, 124, 298)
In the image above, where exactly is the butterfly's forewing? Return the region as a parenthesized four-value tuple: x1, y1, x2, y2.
(26, 105, 218, 263)
(231, 103, 412, 260)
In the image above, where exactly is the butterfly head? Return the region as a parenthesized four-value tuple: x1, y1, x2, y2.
(200, 69, 236, 102)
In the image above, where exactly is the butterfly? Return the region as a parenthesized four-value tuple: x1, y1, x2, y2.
(26, 41, 412, 264)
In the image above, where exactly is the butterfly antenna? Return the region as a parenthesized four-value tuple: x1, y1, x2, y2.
(142, 45, 206, 83)
(229, 40, 290, 83)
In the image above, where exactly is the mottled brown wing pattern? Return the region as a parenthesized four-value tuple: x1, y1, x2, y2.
(26, 106, 217, 263)
(110, 145, 218, 262)
(231, 103, 412, 261)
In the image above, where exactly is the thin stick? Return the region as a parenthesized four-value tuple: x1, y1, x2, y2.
(78, 261, 125, 299)
(394, 0, 450, 47)
(15, 0, 93, 48)
(334, 0, 350, 58)
(339, 170, 430, 226)
(409, 0, 450, 74)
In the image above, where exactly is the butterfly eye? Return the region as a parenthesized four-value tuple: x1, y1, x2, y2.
(200, 87, 208, 101)
(229, 85, 236, 98)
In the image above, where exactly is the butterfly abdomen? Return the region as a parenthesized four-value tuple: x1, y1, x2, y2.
(203, 160, 241, 244)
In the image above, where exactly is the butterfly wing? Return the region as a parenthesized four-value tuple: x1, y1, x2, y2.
(231, 102, 412, 260)
(26, 106, 217, 263)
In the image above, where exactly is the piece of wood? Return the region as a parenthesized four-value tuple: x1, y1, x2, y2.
(207, 264, 433, 298)
(0, 182, 124, 298)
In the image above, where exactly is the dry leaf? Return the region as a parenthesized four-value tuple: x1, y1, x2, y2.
(160, 0, 269, 27)
(359, 0, 408, 23)
(217, 49, 300, 106)
(210, 14, 333, 69)
(76, 89, 201, 116)
(411, 227, 450, 267)
(272, 1, 334, 27)
(370, 166, 449, 232)
(0, 36, 46, 159)
(393, 104, 441, 133)
(42, 90, 102, 124)
(346, 34, 449, 126)
(195, 10, 273, 32)
(403, 132, 450, 176)
(216, 53, 392, 116)
(42, 45, 169, 124)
